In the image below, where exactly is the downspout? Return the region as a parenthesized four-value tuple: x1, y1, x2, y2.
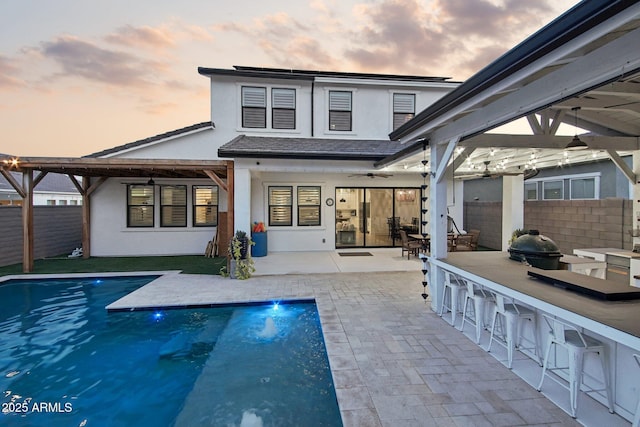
(311, 79, 315, 137)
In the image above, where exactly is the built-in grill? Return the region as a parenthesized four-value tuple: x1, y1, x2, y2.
(508, 230, 562, 270)
(605, 254, 630, 284)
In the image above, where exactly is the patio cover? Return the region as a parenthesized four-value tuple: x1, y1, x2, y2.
(380, 0, 640, 176)
(0, 156, 233, 272)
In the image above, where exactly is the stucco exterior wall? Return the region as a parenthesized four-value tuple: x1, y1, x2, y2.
(90, 178, 222, 256)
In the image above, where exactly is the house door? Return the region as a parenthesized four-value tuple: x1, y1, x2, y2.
(363, 188, 393, 247)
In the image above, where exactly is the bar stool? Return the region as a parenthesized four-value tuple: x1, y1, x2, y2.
(536, 314, 614, 418)
(486, 292, 540, 369)
(633, 354, 640, 427)
(458, 279, 492, 344)
(438, 271, 464, 326)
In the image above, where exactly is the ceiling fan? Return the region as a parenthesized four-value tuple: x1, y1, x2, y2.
(456, 160, 537, 180)
(348, 172, 393, 179)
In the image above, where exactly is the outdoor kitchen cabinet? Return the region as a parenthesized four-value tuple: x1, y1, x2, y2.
(573, 248, 640, 287)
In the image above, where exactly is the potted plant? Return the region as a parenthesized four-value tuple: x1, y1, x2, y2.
(508, 228, 529, 246)
(220, 230, 255, 279)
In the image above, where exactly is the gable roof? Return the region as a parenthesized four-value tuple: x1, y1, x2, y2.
(85, 121, 214, 158)
(218, 135, 403, 161)
(199, 65, 455, 83)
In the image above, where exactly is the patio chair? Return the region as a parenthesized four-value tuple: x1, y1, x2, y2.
(454, 234, 474, 251)
(447, 234, 456, 251)
(468, 229, 480, 250)
(459, 279, 493, 344)
(486, 291, 540, 369)
(537, 314, 613, 418)
(399, 230, 422, 260)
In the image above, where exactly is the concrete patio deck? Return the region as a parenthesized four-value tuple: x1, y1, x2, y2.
(106, 248, 632, 426)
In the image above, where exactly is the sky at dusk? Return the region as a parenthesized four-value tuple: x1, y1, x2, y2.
(0, 0, 581, 157)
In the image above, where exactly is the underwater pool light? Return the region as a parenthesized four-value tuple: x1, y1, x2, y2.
(152, 311, 164, 321)
(272, 302, 279, 311)
(94, 279, 103, 285)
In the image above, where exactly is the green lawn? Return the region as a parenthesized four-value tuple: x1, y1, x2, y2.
(0, 255, 226, 276)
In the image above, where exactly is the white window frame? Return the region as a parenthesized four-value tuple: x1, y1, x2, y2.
(542, 180, 563, 200)
(526, 172, 601, 201)
(524, 182, 538, 200)
(569, 176, 599, 200)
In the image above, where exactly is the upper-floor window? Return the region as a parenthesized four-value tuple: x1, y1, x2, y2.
(242, 86, 267, 128)
(160, 185, 187, 227)
(329, 91, 352, 131)
(393, 93, 415, 130)
(272, 88, 296, 129)
(127, 185, 154, 227)
(193, 185, 219, 226)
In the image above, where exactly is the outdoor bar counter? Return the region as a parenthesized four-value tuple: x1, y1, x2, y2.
(429, 251, 640, 422)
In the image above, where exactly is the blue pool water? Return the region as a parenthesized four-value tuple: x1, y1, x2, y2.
(0, 277, 342, 426)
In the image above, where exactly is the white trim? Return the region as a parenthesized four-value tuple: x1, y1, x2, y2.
(100, 126, 213, 158)
(526, 171, 601, 183)
(541, 180, 564, 200)
(524, 181, 538, 201)
(569, 176, 600, 200)
(314, 76, 459, 89)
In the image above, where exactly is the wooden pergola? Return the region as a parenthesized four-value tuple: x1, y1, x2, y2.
(0, 156, 234, 272)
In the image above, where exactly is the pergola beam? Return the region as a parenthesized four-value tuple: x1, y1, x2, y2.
(203, 169, 228, 192)
(461, 134, 639, 151)
(607, 149, 636, 184)
(0, 169, 26, 198)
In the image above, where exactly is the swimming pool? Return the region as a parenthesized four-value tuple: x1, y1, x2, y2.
(0, 276, 342, 426)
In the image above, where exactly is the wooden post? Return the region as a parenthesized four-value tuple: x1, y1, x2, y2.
(82, 177, 91, 258)
(226, 161, 234, 270)
(227, 161, 235, 245)
(22, 169, 34, 272)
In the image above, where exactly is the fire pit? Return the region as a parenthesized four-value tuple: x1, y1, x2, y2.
(508, 230, 562, 270)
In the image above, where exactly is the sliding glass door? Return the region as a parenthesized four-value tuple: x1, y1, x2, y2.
(335, 187, 419, 248)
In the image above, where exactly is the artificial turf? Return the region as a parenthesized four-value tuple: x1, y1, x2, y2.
(0, 255, 226, 276)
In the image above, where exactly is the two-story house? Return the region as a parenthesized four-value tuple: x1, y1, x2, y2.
(85, 66, 460, 256)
